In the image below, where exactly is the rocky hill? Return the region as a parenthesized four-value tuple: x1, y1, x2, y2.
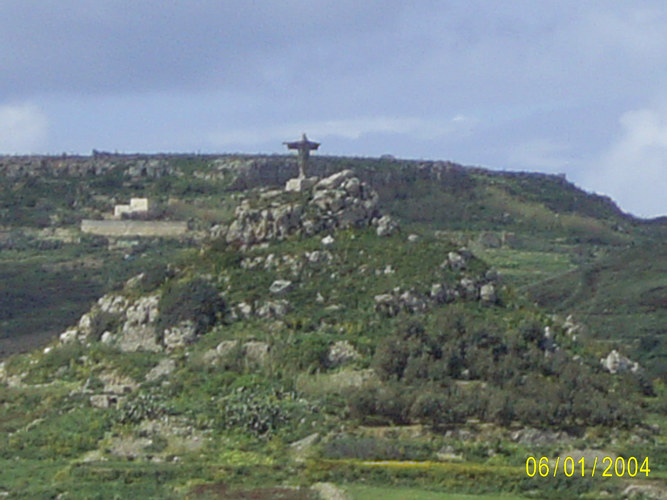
(0, 154, 665, 499)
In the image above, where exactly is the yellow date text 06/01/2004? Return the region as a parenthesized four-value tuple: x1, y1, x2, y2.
(525, 456, 651, 478)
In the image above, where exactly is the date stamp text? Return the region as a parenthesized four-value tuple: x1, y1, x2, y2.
(525, 456, 651, 478)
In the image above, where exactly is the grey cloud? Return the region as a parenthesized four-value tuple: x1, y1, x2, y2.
(0, 0, 397, 97)
(1, 1, 665, 215)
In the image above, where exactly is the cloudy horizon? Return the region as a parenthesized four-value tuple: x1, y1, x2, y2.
(1, 1, 665, 217)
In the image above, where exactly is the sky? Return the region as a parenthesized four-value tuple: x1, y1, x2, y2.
(0, 1, 665, 218)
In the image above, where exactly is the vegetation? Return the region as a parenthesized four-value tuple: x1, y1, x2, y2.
(156, 277, 226, 335)
(0, 153, 664, 498)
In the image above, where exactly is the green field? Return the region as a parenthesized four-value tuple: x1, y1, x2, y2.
(345, 485, 527, 500)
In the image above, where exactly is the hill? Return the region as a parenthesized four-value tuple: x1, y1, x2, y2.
(0, 154, 664, 499)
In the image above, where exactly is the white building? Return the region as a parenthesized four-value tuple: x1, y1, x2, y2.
(114, 198, 150, 218)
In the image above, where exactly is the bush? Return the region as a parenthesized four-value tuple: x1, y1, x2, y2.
(322, 435, 435, 461)
(272, 333, 331, 374)
(348, 381, 414, 425)
(116, 393, 173, 425)
(156, 277, 226, 335)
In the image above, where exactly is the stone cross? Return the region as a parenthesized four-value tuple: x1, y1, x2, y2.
(283, 133, 320, 178)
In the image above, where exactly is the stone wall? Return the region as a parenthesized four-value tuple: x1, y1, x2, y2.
(81, 220, 187, 237)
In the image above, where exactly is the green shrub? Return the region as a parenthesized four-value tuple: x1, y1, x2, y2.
(156, 277, 226, 335)
(116, 393, 173, 425)
(322, 435, 435, 461)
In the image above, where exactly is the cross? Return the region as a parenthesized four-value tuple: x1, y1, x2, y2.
(283, 133, 320, 178)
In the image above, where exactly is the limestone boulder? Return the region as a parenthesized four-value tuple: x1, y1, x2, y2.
(480, 283, 497, 304)
(314, 169, 354, 190)
(446, 251, 467, 271)
(601, 350, 640, 374)
(375, 215, 399, 237)
(374, 294, 400, 317)
(285, 176, 318, 192)
(98, 294, 129, 315)
(117, 295, 161, 352)
(327, 341, 361, 368)
(243, 341, 270, 367)
(59, 328, 80, 344)
(145, 358, 176, 382)
(257, 299, 291, 319)
(399, 290, 427, 313)
(459, 278, 478, 300)
(163, 320, 197, 350)
(269, 280, 294, 295)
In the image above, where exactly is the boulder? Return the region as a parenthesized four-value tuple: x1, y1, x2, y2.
(59, 328, 80, 344)
(269, 280, 294, 295)
(601, 350, 640, 374)
(257, 299, 291, 318)
(446, 251, 467, 271)
(98, 294, 129, 315)
(243, 341, 270, 366)
(145, 358, 176, 382)
(314, 169, 354, 190)
(78, 313, 94, 336)
(217, 340, 241, 357)
(163, 320, 197, 350)
(622, 484, 666, 499)
(341, 177, 361, 197)
(285, 176, 318, 192)
(511, 428, 572, 446)
(311, 482, 350, 500)
(123, 273, 146, 291)
(117, 295, 161, 352)
(374, 293, 400, 317)
(203, 340, 241, 364)
(327, 341, 361, 368)
(90, 394, 119, 409)
(399, 290, 427, 313)
(235, 301, 253, 319)
(376, 215, 399, 237)
(99, 371, 139, 394)
(480, 283, 497, 304)
(459, 278, 478, 299)
(311, 188, 346, 212)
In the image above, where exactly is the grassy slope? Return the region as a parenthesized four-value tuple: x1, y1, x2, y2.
(367, 161, 665, 381)
(525, 241, 667, 380)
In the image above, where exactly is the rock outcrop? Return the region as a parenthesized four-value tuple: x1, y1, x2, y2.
(221, 170, 381, 248)
(375, 272, 499, 317)
(327, 341, 361, 368)
(375, 215, 399, 237)
(58, 290, 165, 352)
(601, 349, 640, 374)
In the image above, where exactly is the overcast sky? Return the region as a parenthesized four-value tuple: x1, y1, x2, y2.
(1, 1, 665, 217)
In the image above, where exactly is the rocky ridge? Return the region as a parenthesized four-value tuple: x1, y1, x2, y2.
(216, 169, 397, 248)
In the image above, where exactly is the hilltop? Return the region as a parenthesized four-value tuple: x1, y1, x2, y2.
(0, 153, 665, 499)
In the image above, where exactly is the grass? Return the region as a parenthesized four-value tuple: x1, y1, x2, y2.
(525, 241, 667, 380)
(474, 248, 575, 288)
(345, 485, 528, 500)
